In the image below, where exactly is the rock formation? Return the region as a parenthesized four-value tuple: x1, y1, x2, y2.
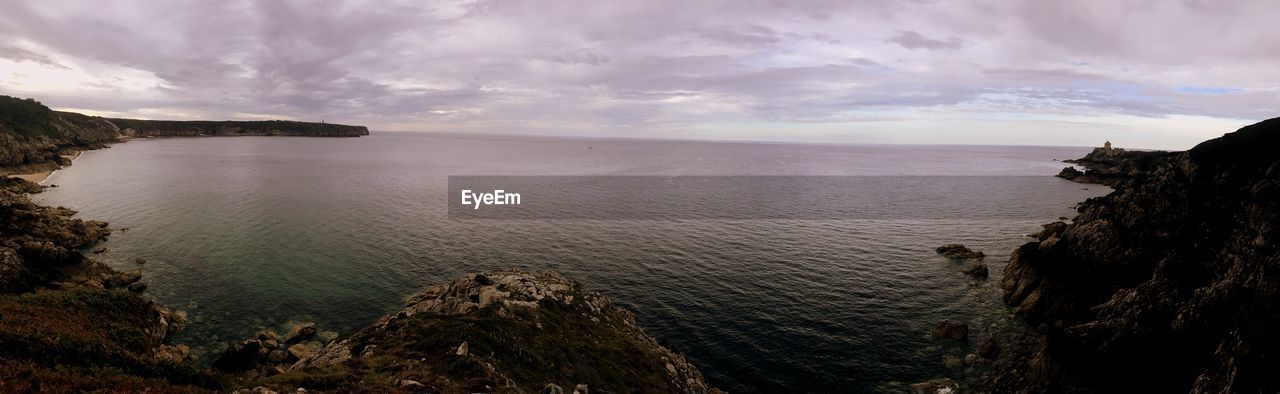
(990, 117, 1280, 391)
(935, 244, 985, 260)
(1055, 142, 1170, 186)
(281, 270, 722, 393)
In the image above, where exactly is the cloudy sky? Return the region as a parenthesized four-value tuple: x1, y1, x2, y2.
(2, 1, 1278, 149)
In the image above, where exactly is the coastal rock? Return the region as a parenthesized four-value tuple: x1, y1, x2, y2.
(108, 269, 143, 288)
(281, 323, 316, 344)
(126, 281, 147, 292)
(935, 244, 984, 260)
(990, 118, 1280, 392)
(910, 378, 958, 394)
(1032, 221, 1068, 241)
(1056, 142, 1170, 186)
(961, 262, 988, 278)
(977, 336, 1000, 360)
(289, 270, 722, 393)
(932, 321, 969, 341)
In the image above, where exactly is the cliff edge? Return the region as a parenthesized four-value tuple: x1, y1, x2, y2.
(0, 95, 368, 174)
(993, 118, 1280, 392)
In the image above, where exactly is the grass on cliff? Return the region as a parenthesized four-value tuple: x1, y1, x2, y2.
(0, 96, 55, 138)
(0, 288, 221, 392)
(261, 299, 674, 392)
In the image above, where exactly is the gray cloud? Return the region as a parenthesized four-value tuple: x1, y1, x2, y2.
(0, 0, 1277, 146)
(887, 30, 963, 50)
(0, 45, 69, 69)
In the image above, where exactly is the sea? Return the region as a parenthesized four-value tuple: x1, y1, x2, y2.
(35, 132, 1106, 392)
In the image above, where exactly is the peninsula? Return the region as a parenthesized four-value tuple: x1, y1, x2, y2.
(0, 95, 369, 181)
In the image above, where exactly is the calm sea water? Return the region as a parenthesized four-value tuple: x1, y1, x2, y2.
(36, 133, 1104, 392)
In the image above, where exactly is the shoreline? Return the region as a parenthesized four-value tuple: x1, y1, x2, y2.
(9, 151, 82, 184)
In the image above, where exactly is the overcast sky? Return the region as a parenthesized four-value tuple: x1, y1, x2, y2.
(2, 1, 1278, 149)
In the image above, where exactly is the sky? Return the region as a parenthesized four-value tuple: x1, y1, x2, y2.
(2, 0, 1278, 149)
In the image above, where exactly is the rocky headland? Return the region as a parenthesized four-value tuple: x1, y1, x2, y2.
(0, 95, 368, 177)
(985, 118, 1280, 392)
(1054, 141, 1170, 186)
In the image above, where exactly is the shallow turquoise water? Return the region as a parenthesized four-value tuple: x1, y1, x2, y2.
(36, 133, 1105, 392)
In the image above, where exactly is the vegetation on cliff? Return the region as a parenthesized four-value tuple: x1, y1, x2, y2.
(0, 94, 368, 173)
(993, 118, 1280, 392)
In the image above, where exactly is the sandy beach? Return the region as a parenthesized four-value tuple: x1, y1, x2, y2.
(8, 151, 80, 184)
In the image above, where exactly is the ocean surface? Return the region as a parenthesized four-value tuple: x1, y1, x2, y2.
(36, 133, 1106, 392)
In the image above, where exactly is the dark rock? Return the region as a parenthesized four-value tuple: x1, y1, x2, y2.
(1033, 221, 1068, 241)
(977, 336, 1000, 360)
(126, 281, 147, 292)
(108, 270, 143, 288)
(932, 321, 969, 341)
(935, 244, 984, 260)
(961, 262, 988, 278)
(990, 119, 1280, 392)
(134, 257, 146, 264)
(282, 323, 316, 345)
(213, 340, 264, 372)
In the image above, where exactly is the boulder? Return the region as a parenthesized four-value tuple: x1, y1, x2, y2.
(932, 321, 969, 341)
(1033, 221, 1068, 241)
(108, 270, 143, 288)
(282, 323, 317, 344)
(126, 281, 147, 292)
(961, 262, 989, 278)
(287, 343, 314, 361)
(935, 244, 984, 260)
(978, 336, 1000, 360)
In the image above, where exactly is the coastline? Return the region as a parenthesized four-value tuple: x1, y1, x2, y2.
(0, 139, 721, 392)
(8, 151, 81, 184)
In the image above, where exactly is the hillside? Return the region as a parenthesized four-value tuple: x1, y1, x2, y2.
(990, 117, 1280, 391)
(0, 95, 368, 174)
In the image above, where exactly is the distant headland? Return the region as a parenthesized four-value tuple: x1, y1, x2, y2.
(0, 95, 368, 180)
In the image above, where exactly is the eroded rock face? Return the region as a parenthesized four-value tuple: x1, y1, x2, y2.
(0, 177, 113, 292)
(993, 118, 1280, 392)
(289, 270, 722, 393)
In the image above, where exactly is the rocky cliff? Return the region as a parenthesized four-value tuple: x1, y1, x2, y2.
(992, 118, 1280, 392)
(0, 95, 368, 173)
(1055, 143, 1170, 186)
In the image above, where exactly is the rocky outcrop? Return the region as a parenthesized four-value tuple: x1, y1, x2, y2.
(212, 324, 323, 376)
(0, 177, 118, 293)
(1055, 142, 1170, 186)
(991, 117, 1280, 392)
(1, 95, 367, 174)
(281, 270, 722, 393)
(935, 244, 985, 260)
(932, 321, 969, 341)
